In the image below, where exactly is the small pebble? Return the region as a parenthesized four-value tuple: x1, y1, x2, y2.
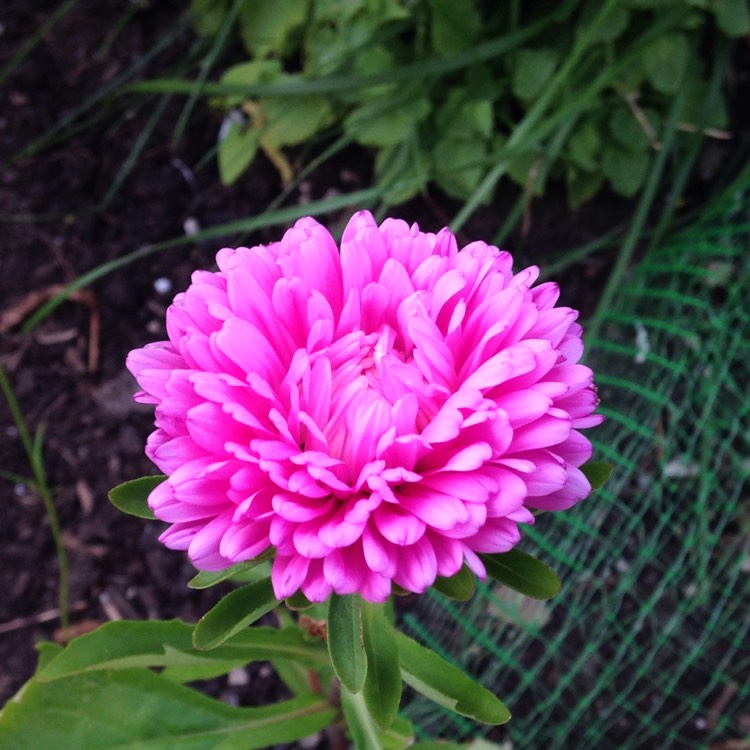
(227, 668, 249, 687)
(184, 217, 200, 236)
(153, 277, 172, 295)
(298, 732, 323, 749)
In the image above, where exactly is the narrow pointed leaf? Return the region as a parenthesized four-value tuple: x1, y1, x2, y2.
(160, 658, 251, 684)
(480, 549, 561, 599)
(395, 632, 510, 725)
(35, 642, 63, 672)
(327, 594, 367, 694)
(580, 460, 613, 490)
(432, 564, 475, 601)
(270, 658, 314, 696)
(37, 620, 328, 682)
(378, 714, 415, 750)
(108, 475, 164, 519)
(360, 600, 401, 729)
(193, 578, 279, 650)
(188, 554, 272, 589)
(0, 669, 336, 750)
(285, 590, 314, 610)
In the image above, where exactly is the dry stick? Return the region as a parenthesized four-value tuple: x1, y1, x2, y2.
(0, 602, 87, 636)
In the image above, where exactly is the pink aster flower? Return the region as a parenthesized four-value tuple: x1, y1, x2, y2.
(127, 211, 602, 603)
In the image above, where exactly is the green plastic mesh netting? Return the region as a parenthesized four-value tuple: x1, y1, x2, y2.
(401, 199, 750, 748)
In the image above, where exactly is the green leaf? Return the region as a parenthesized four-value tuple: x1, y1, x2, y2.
(432, 137, 488, 200)
(193, 578, 279, 650)
(376, 142, 430, 205)
(395, 632, 511, 725)
(567, 119, 601, 171)
(378, 714, 415, 750)
(479, 549, 562, 600)
(108, 475, 163, 520)
(345, 95, 431, 147)
(566, 166, 604, 209)
(270, 658, 314, 696)
(188, 555, 272, 589)
(577, 2, 629, 44)
(511, 48, 558, 100)
(0, 669, 336, 750)
(642, 33, 688, 94)
(432, 564, 475, 601)
(327, 594, 367, 694)
(37, 620, 329, 682)
(260, 95, 333, 149)
(35, 642, 63, 672)
(219, 120, 260, 186)
(360, 600, 401, 729)
(712, 0, 750, 37)
(190, 0, 232, 37)
(219, 60, 283, 102)
(428, 0, 481, 55)
(238, 0, 310, 58)
(507, 149, 545, 197)
(678, 75, 728, 129)
(285, 589, 314, 610)
(609, 106, 655, 152)
(602, 145, 650, 197)
(580, 460, 613, 490)
(435, 90, 495, 142)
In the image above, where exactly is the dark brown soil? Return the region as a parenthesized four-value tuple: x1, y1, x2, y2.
(1, 2, 747, 745)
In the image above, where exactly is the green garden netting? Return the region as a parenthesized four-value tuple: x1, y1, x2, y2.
(402, 197, 750, 749)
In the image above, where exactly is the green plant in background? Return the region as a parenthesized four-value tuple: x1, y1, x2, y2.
(180, 0, 747, 208)
(0, 364, 70, 634)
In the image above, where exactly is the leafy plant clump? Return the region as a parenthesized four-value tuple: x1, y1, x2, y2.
(188, 0, 748, 208)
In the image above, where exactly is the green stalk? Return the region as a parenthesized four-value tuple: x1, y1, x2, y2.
(0, 363, 69, 633)
(646, 40, 731, 255)
(172, 0, 245, 144)
(100, 94, 172, 209)
(587, 81, 689, 340)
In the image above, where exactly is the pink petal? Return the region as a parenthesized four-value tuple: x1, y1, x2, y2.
(323, 545, 366, 594)
(362, 525, 398, 577)
(394, 536, 437, 593)
(187, 511, 235, 570)
(374, 503, 426, 546)
(272, 554, 312, 599)
(510, 412, 571, 453)
(301, 559, 334, 603)
(528, 465, 591, 511)
(495, 390, 552, 428)
(396, 486, 469, 530)
(220, 520, 271, 561)
(467, 518, 521, 554)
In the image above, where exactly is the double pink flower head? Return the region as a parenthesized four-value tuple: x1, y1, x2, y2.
(128, 211, 602, 603)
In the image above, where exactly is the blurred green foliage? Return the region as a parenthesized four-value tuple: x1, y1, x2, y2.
(190, 0, 748, 207)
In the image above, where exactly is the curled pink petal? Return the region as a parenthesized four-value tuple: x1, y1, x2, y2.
(128, 211, 602, 601)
